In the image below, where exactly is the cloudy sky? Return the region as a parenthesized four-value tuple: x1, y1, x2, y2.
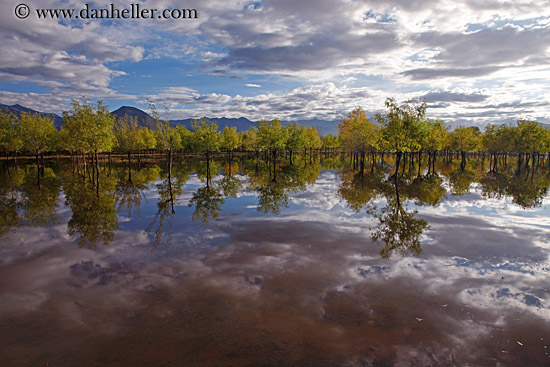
(1, 0, 549, 126)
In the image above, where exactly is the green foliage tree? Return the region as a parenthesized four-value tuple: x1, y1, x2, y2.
(450, 125, 480, 170)
(422, 119, 449, 174)
(240, 127, 258, 152)
(0, 109, 23, 160)
(257, 119, 288, 181)
(18, 112, 57, 181)
(62, 98, 116, 176)
(339, 107, 381, 172)
(221, 126, 240, 157)
(175, 125, 193, 151)
(375, 98, 427, 176)
(321, 134, 340, 153)
(305, 127, 322, 162)
(114, 115, 143, 163)
(284, 122, 308, 164)
(191, 118, 221, 184)
(257, 119, 287, 152)
(147, 99, 180, 174)
(514, 120, 547, 169)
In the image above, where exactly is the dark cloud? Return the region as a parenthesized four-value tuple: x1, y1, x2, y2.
(413, 26, 550, 68)
(402, 66, 500, 79)
(216, 30, 401, 72)
(421, 91, 489, 103)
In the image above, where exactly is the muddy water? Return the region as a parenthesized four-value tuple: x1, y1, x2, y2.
(0, 163, 549, 366)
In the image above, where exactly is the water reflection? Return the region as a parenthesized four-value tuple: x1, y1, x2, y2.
(62, 169, 118, 248)
(115, 166, 160, 218)
(0, 156, 549, 366)
(0, 156, 548, 252)
(481, 165, 550, 208)
(338, 161, 443, 258)
(0, 166, 61, 238)
(145, 163, 189, 248)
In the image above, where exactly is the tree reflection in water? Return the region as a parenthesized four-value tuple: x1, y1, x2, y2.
(62, 170, 118, 248)
(146, 162, 189, 249)
(338, 160, 446, 258)
(116, 166, 160, 218)
(369, 177, 429, 259)
(0, 166, 62, 241)
(481, 164, 550, 208)
(0, 156, 548, 255)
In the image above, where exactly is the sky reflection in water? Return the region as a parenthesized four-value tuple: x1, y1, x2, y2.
(0, 157, 549, 366)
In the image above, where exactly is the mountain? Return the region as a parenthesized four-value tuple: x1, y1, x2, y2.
(294, 119, 339, 136)
(172, 116, 340, 135)
(0, 103, 63, 129)
(170, 117, 256, 132)
(0, 103, 340, 135)
(111, 106, 156, 128)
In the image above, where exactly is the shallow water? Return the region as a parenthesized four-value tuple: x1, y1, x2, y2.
(0, 157, 549, 366)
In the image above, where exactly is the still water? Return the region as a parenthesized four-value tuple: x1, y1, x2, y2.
(0, 156, 549, 366)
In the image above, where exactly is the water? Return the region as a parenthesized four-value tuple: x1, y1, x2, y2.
(0, 156, 549, 366)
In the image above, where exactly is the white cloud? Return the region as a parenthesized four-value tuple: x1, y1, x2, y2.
(1, 0, 550, 124)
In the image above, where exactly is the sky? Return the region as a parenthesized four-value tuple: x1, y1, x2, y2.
(1, 0, 549, 127)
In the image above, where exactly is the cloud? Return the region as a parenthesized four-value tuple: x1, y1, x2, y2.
(1, 0, 550, 125)
(148, 86, 232, 109)
(0, 0, 144, 100)
(158, 82, 383, 121)
(421, 91, 489, 103)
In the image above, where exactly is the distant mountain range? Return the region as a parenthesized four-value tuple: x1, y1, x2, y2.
(0, 103, 64, 129)
(1, 103, 341, 135)
(3, 103, 550, 135)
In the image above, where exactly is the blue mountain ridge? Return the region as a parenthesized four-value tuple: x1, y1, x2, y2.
(0, 103, 63, 129)
(1, 104, 340, 135)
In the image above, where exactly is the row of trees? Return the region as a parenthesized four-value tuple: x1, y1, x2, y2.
(0, 99, 330, 164)
(338, 98, 550, 174)
(2, 97, 550, 177)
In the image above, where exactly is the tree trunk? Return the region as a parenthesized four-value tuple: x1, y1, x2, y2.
(395, 151, 402, 177)
(35, 150, 41, 186)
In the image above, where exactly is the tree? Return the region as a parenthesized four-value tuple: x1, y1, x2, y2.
(514, 120, 547, 169)
(339, 107, 381, 172)
(305, 127, 322, 163)
(240, 127, 258, 151)
(284, 122, 307, 165)
(450, 126, 480, 171)
(221, 126, 240, 158)
(147, 99, 180, 174)
(375, 98, 427, 176)
(422, 119, 449, 174)
(61, 98, 116, 178)
(321, 134, 340, 153)
(257, 119, 288, 181)
(191, 118, 221, 185)
(139, 126, 157, 152)
(114, 114, 142, 166)
(482, 124, 506, 172)
(18, 112, 57, 182)
(175, 125, 192, 152)
(0, 109, 23, 161)
(257, 119, 287, 152)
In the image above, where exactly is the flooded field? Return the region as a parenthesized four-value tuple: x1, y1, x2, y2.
(0, 156, 549, 366)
